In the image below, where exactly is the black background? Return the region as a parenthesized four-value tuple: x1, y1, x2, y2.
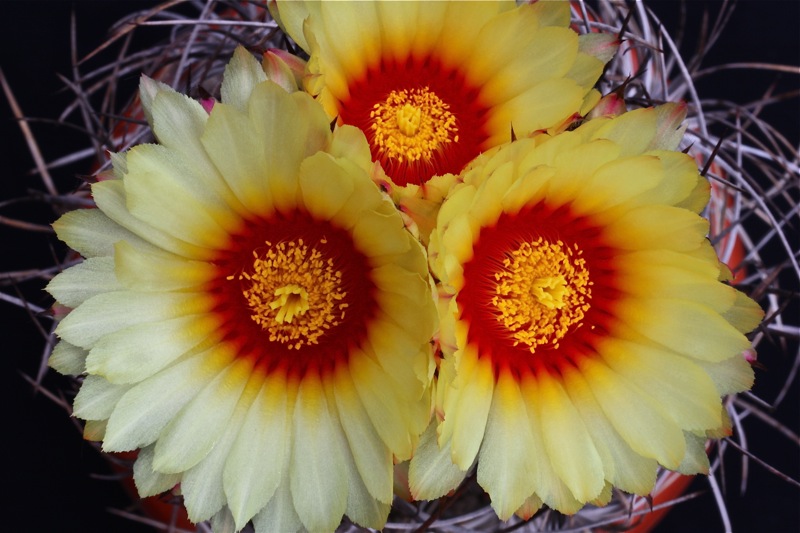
(2, 1, 798, 532)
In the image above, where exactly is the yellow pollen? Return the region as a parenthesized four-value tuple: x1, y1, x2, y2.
(237, 239, 347, 350)
(492, 238, 592, 352)
(369, 87, 458, 163)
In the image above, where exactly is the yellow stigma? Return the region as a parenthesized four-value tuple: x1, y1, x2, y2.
(492, 238, 591, 351)
(238, 239, 347, 350)
(269, 284, 309, 324)
(530, 275, 568, 310)
(397, 104, 422, 136)
(369, 87, 458, 163)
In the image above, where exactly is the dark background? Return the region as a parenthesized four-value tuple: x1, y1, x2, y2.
(2, 1, 797, 532)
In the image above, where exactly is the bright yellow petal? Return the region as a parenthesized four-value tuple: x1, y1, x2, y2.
(616, 298, 753, 362)
(536, 373, 605, 503)
(562, 366, 658, 495)
(581, 357, 686, 470)
(449, 352, 494, 470)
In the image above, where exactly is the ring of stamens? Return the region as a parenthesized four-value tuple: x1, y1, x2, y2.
(492, 237, 592, 351)
(234, 238, 347, 350)
(369, 86, 458, 163)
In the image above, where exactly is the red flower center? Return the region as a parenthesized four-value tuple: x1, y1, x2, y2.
(339, 57, 492, 186)
(207, 211, 377, 377)
(458, 202, 622, 379)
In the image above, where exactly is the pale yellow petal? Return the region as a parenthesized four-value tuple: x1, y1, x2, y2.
(324, 378, 391, 529)
(298, 152, 356, 220)
(515, 493, 543, 521)
(569, 153, 661, 215)
(48, 340, 88, 376)
(253, 487, 302, 533)
(720, 290, 764, 334)
(124, 144, 236, 248)
(318, 1, 380, 83)
(181, 368, 262, 524)
(329, 124, 373, 174)
(675, 432, 710, 475)
(435, 1, 507, 70)
(154, 355, 251, 473)
(86, 314, 217, 385)
(210, 507, 237, 533)
(91, 179, 209, 259)
(56, 290, 211, 349)
(488, 78, 585, 139)
(221, 46, 268, 112)
(150, 89, 246, 214)
(251, 397, 303, 533)
(72, 375, 131, 421)
(201, 101, 274, 217)
(133, 444, 181, 497)
(520, 375, 585, 514)
(603, 205, 709, 251)
(618, 262, 736, 315)
(103, 346, 232, 452)
(47, 257, 120, 308)
(470, 161, 513, 229)
(224, 371, 290, 528)
(694, 354, 755, 396)
(375, 1, 419, 61)
(365, 317, 428, 399)
(273, 0, 313, 52)
(636, 150, 700, 208)
(409, 421, 469, 501)
(83, 419, 107, 442)
(568, 37, 612, 88)
(290, 372, 347, 532)
(52, 204, 156, 259)
(247, 83, 329, 213)
(332, 364, 393, 505)
(500, 165, 556, 215)
(350, 350, 414, 459)
(479, 27, 578, 103)
(114, 240, 215, 292)
(590, 107, 658, 156)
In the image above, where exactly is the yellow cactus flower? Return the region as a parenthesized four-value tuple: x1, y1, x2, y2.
(274, 0, 617, 187)
(47, 47, 436, 533)
(410, 104, 763, 520)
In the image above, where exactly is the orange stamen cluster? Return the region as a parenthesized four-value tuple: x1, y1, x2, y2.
(369, 86, 458, 163)
(236, 238, 347, 350)
(492, 238, 592, 351)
